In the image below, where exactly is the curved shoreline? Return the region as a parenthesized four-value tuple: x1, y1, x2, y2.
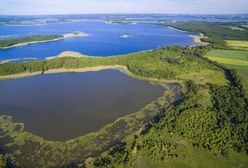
(167, 25, 208, 45)
(0, 64, 180, 86)
(0, 32, 89, 49)
(189, 33, 208, 46)
(0, 65, 128, 80)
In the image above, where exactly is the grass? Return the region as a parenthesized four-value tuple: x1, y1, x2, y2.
(226, 40, 248, 51)
(132, 134, 248, 168)
(206, 50, 248, 93)
(177, 69, 227, 86)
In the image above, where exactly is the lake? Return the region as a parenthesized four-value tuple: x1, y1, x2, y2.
(0, 20, 198, 61)
(0, 70, 164, 141)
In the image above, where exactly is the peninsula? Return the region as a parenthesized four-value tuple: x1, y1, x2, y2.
(0, 32, 89, 49)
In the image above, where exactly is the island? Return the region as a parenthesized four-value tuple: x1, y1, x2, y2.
(0, 31, 89, 49)
(120, 34, 131, 38)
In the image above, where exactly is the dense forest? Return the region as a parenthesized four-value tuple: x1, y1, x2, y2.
(0, 35, 63, 48)
(165, 22, 248, 49)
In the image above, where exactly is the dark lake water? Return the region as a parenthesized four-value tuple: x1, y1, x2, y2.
(0, 70, 164, 141)
(0, 20, 198, 61)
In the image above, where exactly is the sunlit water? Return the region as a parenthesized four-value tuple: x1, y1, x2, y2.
(0, 20, 198, 61)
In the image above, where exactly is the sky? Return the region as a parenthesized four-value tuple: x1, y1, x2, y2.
(0, 0, 248, 15)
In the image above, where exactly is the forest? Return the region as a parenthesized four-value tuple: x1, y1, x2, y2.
(165, 22, 248, 49)
(0, 45, 213, 78)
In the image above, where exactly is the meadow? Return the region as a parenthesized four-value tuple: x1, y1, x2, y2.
(226, 40, 248, 51)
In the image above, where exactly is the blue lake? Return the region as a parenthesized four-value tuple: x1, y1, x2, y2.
(0, 20, 198, 61)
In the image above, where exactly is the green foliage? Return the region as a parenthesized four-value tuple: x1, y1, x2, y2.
(94, 142, 130, 168)
(0, 155, 6, 168)
(0, 35, 63, 48)
(0, 60, 45, 75)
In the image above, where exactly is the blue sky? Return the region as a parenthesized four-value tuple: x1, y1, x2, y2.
(0, 0, 248, 15)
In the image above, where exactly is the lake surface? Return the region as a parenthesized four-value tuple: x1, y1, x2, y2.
(0, 20, 198, 61)
(0, 70, 164, 141)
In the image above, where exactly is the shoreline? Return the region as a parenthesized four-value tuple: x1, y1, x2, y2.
(0, 65, 128, 80)
(0, 32, 89, 49)
(189, 33, 208, 46)
(167, 25, 208, 46)
(168, 26, 188, 33)
(45, 51, 87, 60)
(0, 64, 180, 85)
(0, 57, 37, 64)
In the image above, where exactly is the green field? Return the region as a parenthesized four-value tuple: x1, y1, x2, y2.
(226, 40, 248, 51)
(206, 50, 248, 92)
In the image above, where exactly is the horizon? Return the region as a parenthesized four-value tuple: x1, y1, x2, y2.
(1, 13, 248, 16)
(1, 0, 248, 15)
